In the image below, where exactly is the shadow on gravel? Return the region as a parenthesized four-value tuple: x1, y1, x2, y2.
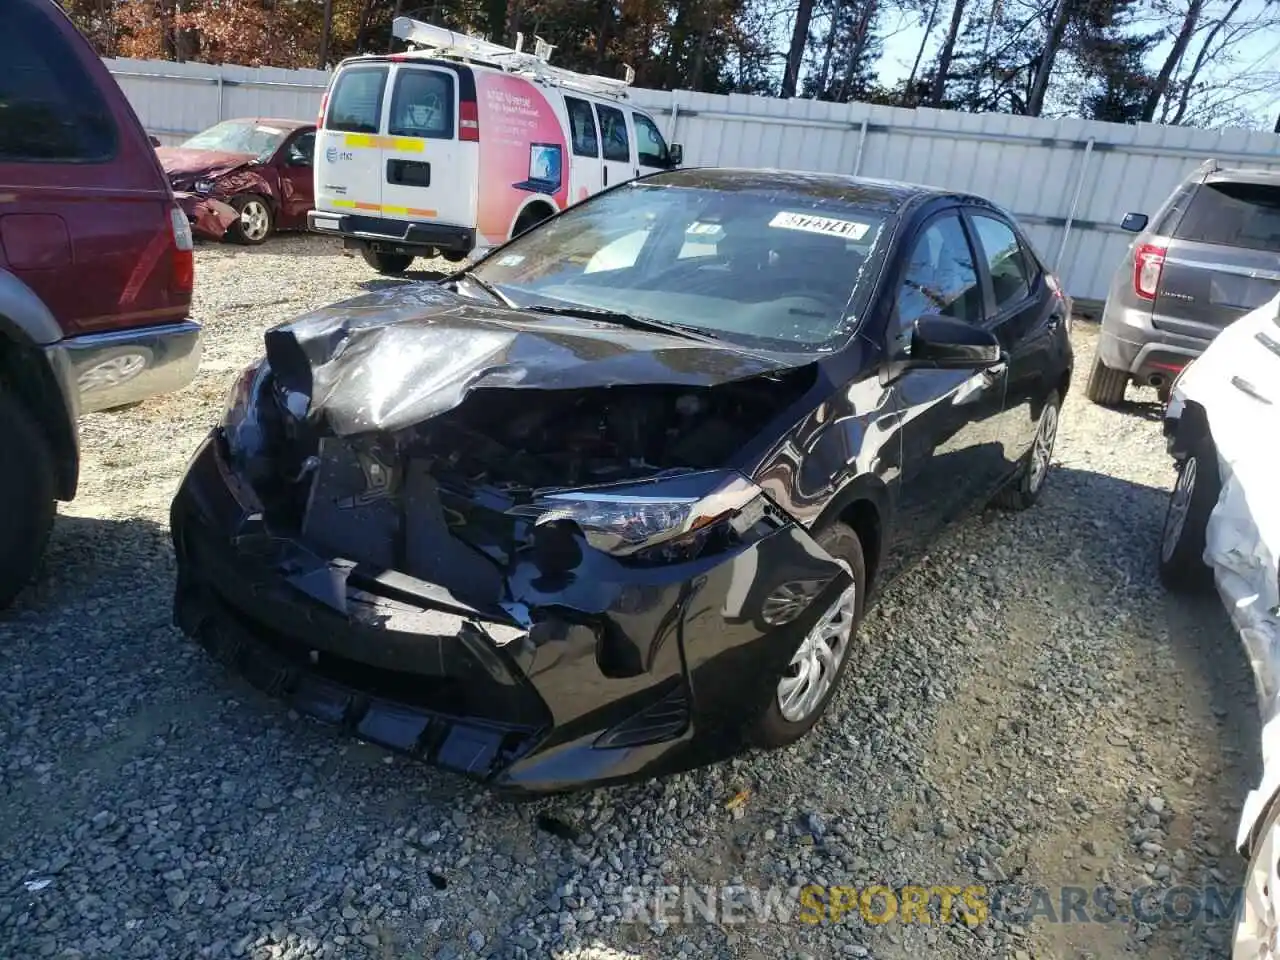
(3, 512, 176, 624)
(1048, 465, 1262, 794)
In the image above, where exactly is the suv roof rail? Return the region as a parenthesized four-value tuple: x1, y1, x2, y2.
(1195, 158, 1220, 176)
(390, 16, 634, 100)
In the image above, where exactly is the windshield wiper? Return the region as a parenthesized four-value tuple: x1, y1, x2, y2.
(456, 273, 518, 309)
(520, 303, 720, 342)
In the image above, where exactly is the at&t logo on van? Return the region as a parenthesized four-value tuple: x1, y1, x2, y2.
(326, 147, 354, 163)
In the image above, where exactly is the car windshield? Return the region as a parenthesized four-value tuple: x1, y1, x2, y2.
(182, 120, 289, 160)
(468, 181, 891, 352)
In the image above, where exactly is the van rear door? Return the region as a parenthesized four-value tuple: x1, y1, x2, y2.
(380, 63, 474, 228)
(1152, 177, 1280, 340)
(315, 63, 389, 220)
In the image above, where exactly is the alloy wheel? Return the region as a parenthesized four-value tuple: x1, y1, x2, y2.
(1161, 457, 1198, 563)
(239, 201, 271, 242)
(1027, 402, 1060, 493)
(776, 584, 858, 723)
(1234, 808, 1280, 959)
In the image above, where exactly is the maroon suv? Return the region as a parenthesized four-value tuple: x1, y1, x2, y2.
(0, 0, 201, 607)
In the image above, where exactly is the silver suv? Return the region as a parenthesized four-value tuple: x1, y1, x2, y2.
(1088, 159, 1280, 405)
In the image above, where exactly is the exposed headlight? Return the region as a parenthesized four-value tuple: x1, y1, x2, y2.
(221, 360, 269, 460)
(195, 180, 215, 194)
(510, 471, 773, 562)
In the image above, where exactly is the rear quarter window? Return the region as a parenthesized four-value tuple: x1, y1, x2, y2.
(325, 66, 388, 134)
(1174, 181, 1280, 252)
(0, 1, 117, 162)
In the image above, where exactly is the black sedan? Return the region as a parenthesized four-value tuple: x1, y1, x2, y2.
(171, 168, 1073, 796)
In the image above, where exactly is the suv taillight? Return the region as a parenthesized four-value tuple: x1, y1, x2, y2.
(170, 205, 194, 293)
(459, 99, 479, 142)
(317, 90, 329, 128)
(1133, 243, 1166, 301)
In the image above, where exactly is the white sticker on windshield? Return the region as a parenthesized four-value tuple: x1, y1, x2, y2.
(497, 254, 524, 266)
(769, 211, 870, 240)
(256, 126, 284, 135)
(686, 221, 723, 237)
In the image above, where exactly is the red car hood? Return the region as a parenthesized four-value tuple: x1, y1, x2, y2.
(156, 147, 255, 179)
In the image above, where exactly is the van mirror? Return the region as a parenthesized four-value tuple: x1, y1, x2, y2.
(668, 143, 684, 167)
(1121, 212, 1148, 233)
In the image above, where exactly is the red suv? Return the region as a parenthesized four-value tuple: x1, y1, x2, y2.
(0, 0, 201, 607)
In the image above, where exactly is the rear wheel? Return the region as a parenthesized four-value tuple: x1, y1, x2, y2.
(751, 523, 865, 749)
(1158, 435, 1221, 592)
(361, 249, 415, 275)
(0, 391, 56, 609)
(511, 205, 552, 239)
(993, 391, 1060, 510)
(1085, 353, 1128, 406)
(227, 195, 273, 245)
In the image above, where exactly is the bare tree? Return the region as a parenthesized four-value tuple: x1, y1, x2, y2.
(928, 0, 968, 105)
(782, 0, 817, 97)
(1142, 0, 1205, 121)
(1026, 0, 1071, 116)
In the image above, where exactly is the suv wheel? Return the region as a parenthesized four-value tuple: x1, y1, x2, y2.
(1085, 354, 1128, 406)
(361, 249, 415, 275)
(0, 391, 56, 609)
(1158, 435, 1221, 591)
(750, 523, 865, 749)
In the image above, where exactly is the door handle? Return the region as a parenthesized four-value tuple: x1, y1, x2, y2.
(603, 167, 608, 187)
(1047, 312, 1064, 331)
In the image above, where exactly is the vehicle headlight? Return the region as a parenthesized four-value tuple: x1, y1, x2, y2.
(509, 471, 774, 563)
(195, 179, 215, 194)
(221, 360, 269, 460)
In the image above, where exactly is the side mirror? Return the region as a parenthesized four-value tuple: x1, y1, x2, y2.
(1120, 212, 1148, 233)
(149, 135, 161, 148)
(668, 143, 684, 167)
(910, 314, 1002, 368)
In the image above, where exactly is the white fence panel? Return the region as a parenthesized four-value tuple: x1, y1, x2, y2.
(105, 57, 1280, 303)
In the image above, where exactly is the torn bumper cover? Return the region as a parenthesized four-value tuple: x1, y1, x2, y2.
(174, 191, 238, 241)
(171, 432, 849, 795)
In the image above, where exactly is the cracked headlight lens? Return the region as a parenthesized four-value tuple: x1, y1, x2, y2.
(195, 179, 215, 194)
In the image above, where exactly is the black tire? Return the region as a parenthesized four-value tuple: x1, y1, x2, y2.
(993, 390, 1061, 511)
(511, 206, 551, 240)
(440, 250, 468, 264)
(361, 249, 415, 275)
(1085, 353, 1128, 406)
(0, 390, 56, 609)
(226, 195, 274, 245)
(750, 523, 866, 749)
(1158, 435, 1221, 592)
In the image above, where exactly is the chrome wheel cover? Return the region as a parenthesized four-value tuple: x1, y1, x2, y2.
(776, 584, 858, 723)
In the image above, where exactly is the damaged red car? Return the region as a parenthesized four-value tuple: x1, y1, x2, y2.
(171, 169, 1073, 796)
(157, 119, 315, 244)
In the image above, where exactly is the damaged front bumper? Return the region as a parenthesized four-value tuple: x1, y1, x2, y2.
(175, 191, 238, 241)
(171, 430, 851, 796)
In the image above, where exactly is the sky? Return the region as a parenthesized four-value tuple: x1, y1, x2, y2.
(857, 0, 1280, 129)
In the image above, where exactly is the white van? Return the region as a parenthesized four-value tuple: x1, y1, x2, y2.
(308, 18, 684, 275)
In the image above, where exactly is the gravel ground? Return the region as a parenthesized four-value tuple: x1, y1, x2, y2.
(0, 234, 1263, 960)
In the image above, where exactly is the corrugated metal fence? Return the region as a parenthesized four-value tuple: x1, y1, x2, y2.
(105, 56, 1280, 304)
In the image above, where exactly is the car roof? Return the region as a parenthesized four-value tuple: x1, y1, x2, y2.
(220, 118, 313, 131)
(643, 167, 950, 213)
(1205, 167, 1280, 186)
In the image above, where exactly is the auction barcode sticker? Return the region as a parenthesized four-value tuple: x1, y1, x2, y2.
(769, 211, 870, 240)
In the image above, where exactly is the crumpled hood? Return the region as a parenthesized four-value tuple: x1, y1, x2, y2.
(263, 282, 803, 436)
(157, 147, 254, 179)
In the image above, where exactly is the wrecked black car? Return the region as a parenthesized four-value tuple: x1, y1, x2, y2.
(171, 168, 1074, 796)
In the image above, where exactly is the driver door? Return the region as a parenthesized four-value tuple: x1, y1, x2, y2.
(884, 209, 1009, 567)
(274, 128, 315, 229)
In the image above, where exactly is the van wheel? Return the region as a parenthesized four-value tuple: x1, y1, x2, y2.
(511, 206, 552, 239)
(361, 250, 415, 275)
(440, 250, 468, 264)
(1085, 354, 1128, 406)
(0, 391, 56, 609)
(227, 195, 273, 245)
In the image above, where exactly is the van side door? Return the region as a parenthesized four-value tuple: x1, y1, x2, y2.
(563, 96, 603, 203)
(593, 102, 632, 191)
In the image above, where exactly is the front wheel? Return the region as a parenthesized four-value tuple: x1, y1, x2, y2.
(227, 195, 273, 245)
(1158, 436, 1221, 592)
(0, 391, 56, 609)
(360, 249, 415, 275)
(750, 523, 866, 749)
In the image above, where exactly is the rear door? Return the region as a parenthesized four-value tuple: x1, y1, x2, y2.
(381, 63, 471, 226)
(564, 95, 602, 202)
(316, 63, 389, 218)
(593, 102, 632, 191)
(1153, 177, 1280, 341)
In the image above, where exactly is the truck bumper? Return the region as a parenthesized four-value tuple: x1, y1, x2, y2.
(54, 320, 203, 414)
(307, 210, 475, 256)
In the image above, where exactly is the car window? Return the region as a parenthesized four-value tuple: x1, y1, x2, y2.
(470, 181, 890, 352)
(287, 131, 316, 166)
(970, 214, 1031, 312)
(389, 69, 455, 139)
(897, 214, 983, 326)
(565, 96, 599, 158)
(325, 66, 388, 134)
(1174, 181, 1280, 253)
(633, 112, 669, 167)
(595, 104, 630, 163)
(0, 2, 117, 162)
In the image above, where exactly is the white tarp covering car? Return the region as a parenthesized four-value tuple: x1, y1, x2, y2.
(1158, 293, 1280, 957)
